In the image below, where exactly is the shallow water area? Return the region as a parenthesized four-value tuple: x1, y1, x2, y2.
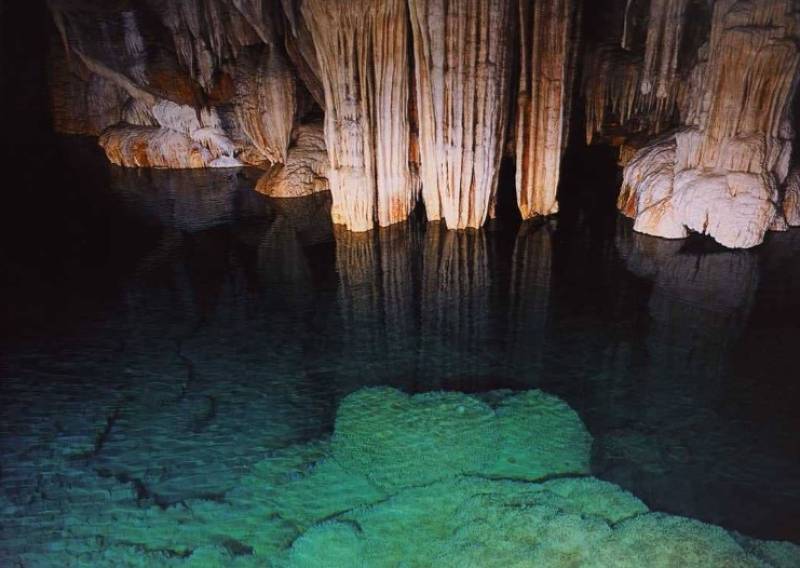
(1, 140, 799, 565)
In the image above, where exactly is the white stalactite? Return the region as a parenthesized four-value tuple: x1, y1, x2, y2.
(409, 0, 514, 229)
(515, 0, 580, 218)
(301, 0, 414, 232)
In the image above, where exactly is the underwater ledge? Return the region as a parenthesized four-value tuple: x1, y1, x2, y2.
(6, 385, 798, 567)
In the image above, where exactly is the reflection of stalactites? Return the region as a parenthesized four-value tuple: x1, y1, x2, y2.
(258, 215, 314, 310)
(619, 230, 759, 382)
(334, 224, 419, 376)
(270, 192, 333, 247)
(508, 221, 554, 370)
(421, 224, 490, 374)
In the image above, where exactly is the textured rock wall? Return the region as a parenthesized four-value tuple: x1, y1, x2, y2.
(46, 0, 800, 244)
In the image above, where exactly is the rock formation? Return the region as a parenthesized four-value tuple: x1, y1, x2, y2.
(254, 122, 328, 197)
(301, 0, 415, 232)
(409, 0, 514, 229)
(515, 0, 581, 218)
(586, 0, 800, 248)
(46, 0, 800, 245)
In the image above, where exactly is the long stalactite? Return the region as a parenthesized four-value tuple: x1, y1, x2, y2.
(301, 0, 414, 232)
(409, 0, 514, 229)
(515, 0, 581, 218)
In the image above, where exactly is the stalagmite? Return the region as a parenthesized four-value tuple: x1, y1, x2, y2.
(619, 0, 800, 248)
(409, 0, 514, 229)
(301, 0, 415, 232)
(515, 0, 580, 218)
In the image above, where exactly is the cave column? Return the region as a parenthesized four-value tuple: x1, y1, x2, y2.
(301, 0, 414, 232)
(515, 0, 580, 219)
(409, 0, 514, 230)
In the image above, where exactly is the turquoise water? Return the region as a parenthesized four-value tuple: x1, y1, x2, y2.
(1, 141, 799, 564)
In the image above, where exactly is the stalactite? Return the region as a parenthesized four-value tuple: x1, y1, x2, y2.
(301, 0, 414, 232)
(234, 44, 296, 164)
(515, 0, 580, 218)
(409, 0, 514, 229)
(637, 0, 689, 128)
(280, 0, 325, 106)
(583, 45, 641, 145)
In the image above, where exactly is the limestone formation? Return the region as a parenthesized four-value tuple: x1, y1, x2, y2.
(784, 167, 800, 227)
(515, 0, 581, 218)
(301, 0, 415, 232)
(612, 0, 800, 248)
(409, 0, 514, 229)
(45, 0, 800, 245)
(233, 44, 296, 164)
(254, 122, 328, 197)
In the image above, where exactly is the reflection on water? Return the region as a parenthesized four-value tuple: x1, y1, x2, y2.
(1, 160, 799, 562)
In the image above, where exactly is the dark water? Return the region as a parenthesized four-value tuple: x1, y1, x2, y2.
(2, 139, 799, 558)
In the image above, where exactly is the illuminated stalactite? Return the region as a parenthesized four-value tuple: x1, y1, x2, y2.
(409, 0, 514, 229)
(515, 0, 581, 218)
(637, 0, 689, 128)
(582, 45, 641, 145)
(301, 0, 415, 232)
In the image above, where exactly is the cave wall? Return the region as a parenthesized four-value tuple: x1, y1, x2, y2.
(46, 0, 800, 246)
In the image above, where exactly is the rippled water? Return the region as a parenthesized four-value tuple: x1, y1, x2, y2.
(2, 140, 799, 563)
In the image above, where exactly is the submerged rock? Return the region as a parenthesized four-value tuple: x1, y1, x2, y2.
(7, 384, 798, 566)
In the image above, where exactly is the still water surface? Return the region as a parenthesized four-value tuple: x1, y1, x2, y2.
(1, 142, 799, 561)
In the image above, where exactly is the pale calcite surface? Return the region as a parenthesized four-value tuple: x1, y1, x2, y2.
(254, 122, 329, 198)
(614, 0, 799, 248)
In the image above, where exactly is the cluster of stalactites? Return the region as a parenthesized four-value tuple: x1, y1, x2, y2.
(636, 0, 689, 127)
(48, 0, 309, 169)
(48, 0, 587, 234)
(584, 0, 691, 144)
(616, 0, 800, 249)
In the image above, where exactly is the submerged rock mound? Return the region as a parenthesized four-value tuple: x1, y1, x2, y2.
(14, 386, 798, 566)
